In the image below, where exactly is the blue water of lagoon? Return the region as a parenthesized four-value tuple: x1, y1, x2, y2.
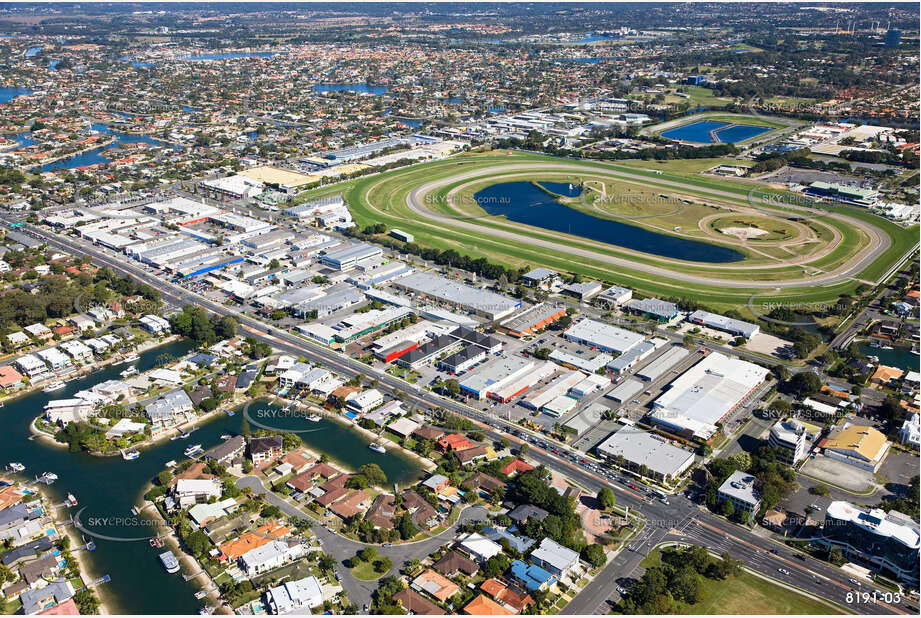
(24, 46, 42, 57)
(313, 83, 389, 95)
(661, 120, 772, 144)
(473, 182, 744, 263)
(396, 118, 422, 128)
(41, 124, 180, 172)
(0, 87, 32, 104)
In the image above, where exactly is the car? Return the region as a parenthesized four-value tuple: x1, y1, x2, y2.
(849, 578, 861, 586)
(335, 571, 342, 582)
(794, 554, 806, 560)
(770, 549, 779, 555)
(659, 498, 669, 505)
(777, 568, 790, 575)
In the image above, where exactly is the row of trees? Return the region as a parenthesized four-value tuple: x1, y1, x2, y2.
(168, 305, 238, 345)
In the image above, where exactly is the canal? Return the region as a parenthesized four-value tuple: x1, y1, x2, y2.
(1, 339, 421, 613)
(858, 344, 920, 373)
(473, 181, 745, 263)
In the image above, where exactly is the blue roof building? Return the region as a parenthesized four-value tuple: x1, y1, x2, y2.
(482, 526, 536, 554)
(510, 560, 556, 591)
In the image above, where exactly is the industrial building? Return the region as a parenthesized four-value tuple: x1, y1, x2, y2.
(437, 346, 487, 374)
(563, 318, 645, 354)
(820, 423, 890, 472)
(548, 349, 612, 374)
(458, 356, 535, 401)
(501, 304, 567, 338)
(607, 339, 661, 374)
(648, 352, 768, 441)
(199, 175, 264, 200)
(596, 425, 695, 482)
(596, 285, 633, 307)
(333, 307, 415, 343)
(395, 335, 460, 369)
(521, 370, 585, 410)
(392, 272, 520, 321)
(624, 297, 679, 322)
(688, 310, 760, 339)
(635, 346, 690, 382)
(320, 243, 383, 271)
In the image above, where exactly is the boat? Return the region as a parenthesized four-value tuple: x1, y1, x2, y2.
(149, 537, 164, 548)
(184, 444, 203, 457)
(39, 472, 58, 484)
(219, 433, 232, 440)
(82, 535, 96, 552)
(120, 366, 138, 378)
(65, 493, 78, 507)
(867, 355, 880, 363)
(164, 460, 177, 468)
(7, 462, 25, 473)
(194, 591, 207, 600)
(368, 443, 386, 454)
(307, 414, 321, 422)
(122, 449, 140, 461)
(130, 506, 140, 515)
(122, 353, 140, 363)
(881, 345, 893, 350)
(159, 551, 181, 574)
(43, 381, 66, 393)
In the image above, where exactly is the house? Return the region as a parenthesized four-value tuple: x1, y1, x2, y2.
(483, 526, 536, 554)
(421, 474, 450, 493)
(239, 539, 304, 575)
(59, 340, 93, 363)
(328, 490, 371, 519)
(202, 435, 246, 465)
(218, 522, 289, 561)
(145, 389, 194, 427)
(249, 435, 284, 464)
(401, 489, 439, 529)
(6, 331, 29, 348)
(413, 425, 445, 442)
(438, 433, 473, 453)
(19, 581, 74, 615)
(172, 478, 222, 508)
(365, 494, 397, 529)
(66, 315, 96, 332)
(266, 576, 323, 614)
(456, 446, 489, 465)
(14, 354, 48, 379)
(462, 594, 513, 615)
(509, 560, 557, 591)
(480, 578, 535, 613)
(23, 323, 53, 341)
(189, 498, 239, 528)
(393, 588, 442, 615)
(346, 388, 384, 414)
(412, 569, 460, 603)
(388, 416, 420, 438)
(37, 347, 71, 371)
(433, 551, 479, 577)
(508, 504, 549, 525)
(462, 472, 505, 495)
(0, 366, 24, 390)
(870, 365, 904, 387)
(457, 532, 503, 562)
(530, 537, 580, 577)
(500, 458, 534, 477)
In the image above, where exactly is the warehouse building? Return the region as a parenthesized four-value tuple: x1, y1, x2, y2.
(333, 307, 415, 343)
(563, 318, 645, 354)
(688, 310, 760, 339)
(606, 378, 644, 403)
(459, 356, 535, 401)
(648, 352, 769, 441)
(395, 335, 460, 369)
(595, 285, 633, 307)
(635, 346, 689, 382)
(549, 349, 612, 374)
(437, 346, 487, 374)
(390, 229, 414, 243)
(392, 272, 520, 321)
(607, 339, 661, 374)
(320, 243, 383, 271)
(561, 281, 603, 301)
(521, 370, 585, 410)
(624, 297, 680, 322)
(596, 425, 696, 482)
(450, 326, 503, 354)
(199, 175, 264, 200)
(500, 304, 567, 338)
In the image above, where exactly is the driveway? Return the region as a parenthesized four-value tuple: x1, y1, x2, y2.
(236, 475, 487, 610)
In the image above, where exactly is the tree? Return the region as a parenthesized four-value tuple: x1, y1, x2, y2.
(357, 463, 387, 487)
(787, 371, 822, 398)
(597, 487, 616, 511)
(397, 512, 418, 540)
(482, 553, 511, 578)
(581, 543, 607, 567)
(373, 557, 393, 574)
(359, 546, 377, 562)
(720, 499, 735, 518)
(185, 530, 211, 556)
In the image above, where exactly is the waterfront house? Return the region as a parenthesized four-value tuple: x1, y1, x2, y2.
(401, 489, 439, 530)
(248, 435, 284, 465)
(6, 331, 29, 348)
(14, 354, 49, 380)
(172, 478, 222, 508)
(0, 366, 24, 390)
(189, 498, 239, 529)
(19, 581, 74, 615)
(239, 539, 304, 576)
(23, 324, 52, 342)
(266, 576, 324, 614)
(203, 435, 246, 465)
(145, 389, 194, 427)
(421, 474, 450, 494)
(218, 521, 289, 562)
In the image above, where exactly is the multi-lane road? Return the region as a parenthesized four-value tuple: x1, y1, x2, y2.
(12, 217, 916, 616)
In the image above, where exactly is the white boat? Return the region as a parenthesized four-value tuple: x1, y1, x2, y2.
(219, 433, 232, 440)
(65, 493, 78, 507)
(165, 460, 177, 468)
(7, 462, 25, 472)
(123, 449, 140, 461)
(39, 472, 58, 484)
(159, 551, 181, 574)
(368, 443, 386, 454)
(880, 345, 893, 350)
(194, 591, 207, 600)
(122, 353, 140, 363)
(43, 381, 66, 393)
(120, 366, 138, 378)
(184, 444, 203, 457)
(307, 414, 321, 423)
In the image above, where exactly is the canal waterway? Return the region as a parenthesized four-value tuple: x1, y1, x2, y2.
(472, 181, 745, 263)
(858, 344, 920, 373)
(40, 124, 180, 172)
(1, 339, 421, 613)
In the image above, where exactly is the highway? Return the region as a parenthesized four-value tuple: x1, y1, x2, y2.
(12, 218, 915, 616)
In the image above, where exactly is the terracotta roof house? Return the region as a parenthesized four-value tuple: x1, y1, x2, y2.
(438, 433, 473, 453)
(329, 490, 370, 519)
(320, 474, 350, 493)
(218, 521, 289, 561)
(463, 594, 513, 615)
(500, 458, 534, 477)
(433, 551, 479, 577)
(316, 487, 350, 507)
(0, 366, 24, 389)
(481, 578, 534, 613)
(401, 489, 439, 529)
(412, 569, 460, 603)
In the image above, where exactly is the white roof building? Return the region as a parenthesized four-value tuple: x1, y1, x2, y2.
(457, 532, 503, 562)
(267, 576, 324, 614)
(530, 537, 580, 576)
(563, 318, 645, 354)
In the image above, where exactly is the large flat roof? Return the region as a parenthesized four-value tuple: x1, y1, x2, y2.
(395, 272, 519, 319)
(563, 318, 645, 354)
(597, 426, 695, 478)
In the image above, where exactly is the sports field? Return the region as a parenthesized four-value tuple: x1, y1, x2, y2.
(291, 150, 917, 316)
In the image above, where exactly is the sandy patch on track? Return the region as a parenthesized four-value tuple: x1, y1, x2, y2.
(721, 226, 769, 239)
